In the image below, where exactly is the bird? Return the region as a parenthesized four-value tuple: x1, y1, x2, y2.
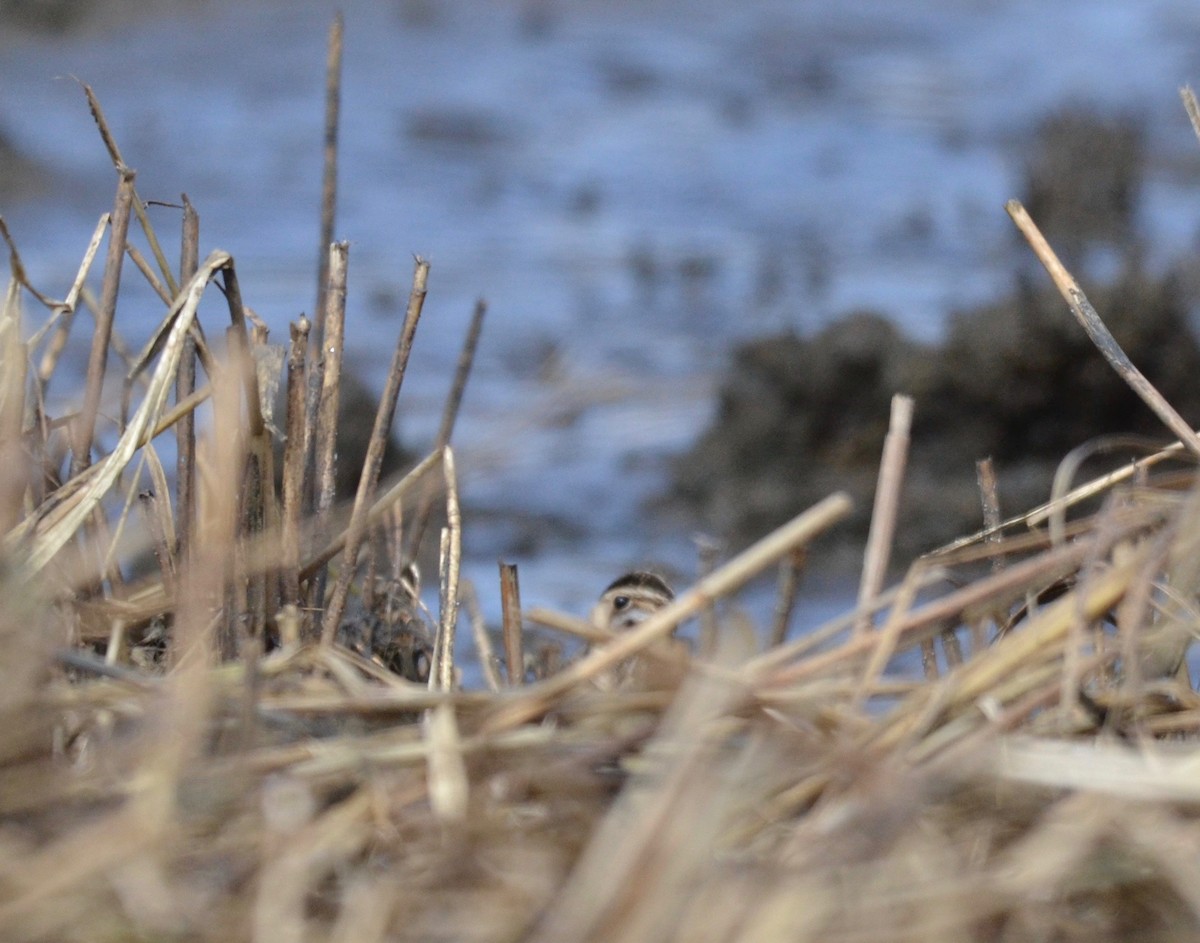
(588, 571, 686, 690)
(590, 571, 675, 633)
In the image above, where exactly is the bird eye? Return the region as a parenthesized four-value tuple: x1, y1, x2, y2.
(613, 595, 630, 611)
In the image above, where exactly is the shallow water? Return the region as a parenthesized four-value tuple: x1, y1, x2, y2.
(4, 0, 1200, 630)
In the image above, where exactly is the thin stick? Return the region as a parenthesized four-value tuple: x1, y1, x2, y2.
(82, 83, 177, 298)
(71, 168, 136, 477)
(1181, 86, 1200, 148)
(432, 448, 462, 692)
(138, 488, 175, 596)
(319, 256, 430, 644)
(221, 265, 265, 439)
(0, 278, 27, 536)
(976, 457, 1001, 561)
(34, 214, 108, 391)
(309, 241, 350, 614)
(854, 561, 929, 708)
(125, 243, 171, 306)
(855, 394, 913, 635)
(281, 317, 310, 613)
(313, 13, 344, 343)
(407, 297, 486, 560)
(1007, 200, 1200, 458)
(464, 581, 503, 693)
(0, 216, 57, 308)
(767, 548, 807, 649)
(499, 561, 523, 686)
(176, 196, 200, 562)
(483, 492, 853, 731)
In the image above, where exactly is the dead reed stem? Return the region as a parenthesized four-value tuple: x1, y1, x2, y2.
(432, 447, 462, 691)
(1007, 199, 1200, 458)
(313, 13, 344, 338)
(408, 296, 485, 560)
(499, 561, 524, 685)
(308, 240, 349, 618)
(175, 195, 199, 562)
(70, 168, 135, 477)
(855, 393, 913, 636)
(281, 317, 310, 609)
(767, 548, 806, 649)
(320, 256, 430, 644)
(82, 82, 177, 297)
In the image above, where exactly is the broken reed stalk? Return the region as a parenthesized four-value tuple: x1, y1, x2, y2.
(407, 296, 486, 561)
(313, 12, 344, 340)
(432, 447, 462, 691)
(498, 561, 523, 685)
(464, 581, 504, 692)
(71, 167, 135, 477)
(1182, 85, 1200, 148)
(855, 393, 913, 636)
(307, 240, 349, 617)
(768, 548, 806, 648)
(1007, 199, 1200, 458)
(125, 243, 171, 306)
(0, 217, 57, 309)
(176, 195, 199, 562)
(83, 82, 177, 297)
(320, 256, 430, 645)
(976, 457, 1002, 554)
(0, 279, 25, 536)
(281, 317, 310, 609)
(972, 456, 1002, 653)
(33, 215, 107, 391)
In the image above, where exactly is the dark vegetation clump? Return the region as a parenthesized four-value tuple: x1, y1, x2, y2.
(673, 108, 1194, 568)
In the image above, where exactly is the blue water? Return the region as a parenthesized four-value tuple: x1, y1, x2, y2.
(4, 0, 1200, 631)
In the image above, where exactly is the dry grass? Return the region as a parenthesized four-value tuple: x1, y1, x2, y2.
(6, 64, 1200, 943)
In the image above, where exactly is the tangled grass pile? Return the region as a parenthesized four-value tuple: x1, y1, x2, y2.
(6, 71, 1200, 942)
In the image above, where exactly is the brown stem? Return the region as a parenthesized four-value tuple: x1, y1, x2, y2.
(499, 561, 524, 685)
(1007, 199, 1200, 458)
(308, 241, 350, 616)
(320, 256, 430, 644)
(313, 13, 344, 346)
(176, 195, 200, 562)
(281, 317, 310, 614)
(407, 297, 485, 560)
(71, 167, 136, 477)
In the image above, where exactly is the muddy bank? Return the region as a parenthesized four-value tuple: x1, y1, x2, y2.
(669, 106, 1188, 575)
(672, 265, 1200, 573)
